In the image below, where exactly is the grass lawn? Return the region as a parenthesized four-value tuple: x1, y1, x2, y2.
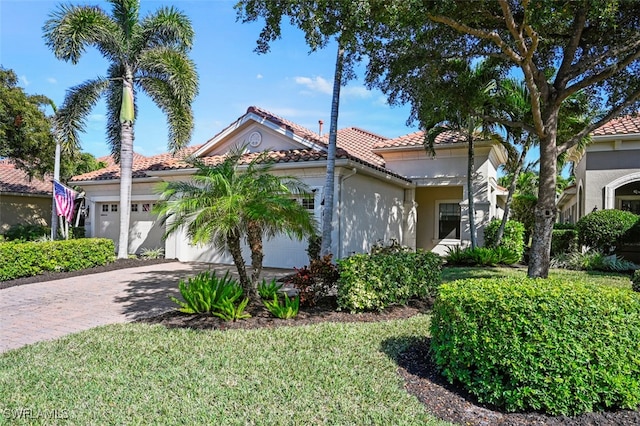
(0, 316, 450, 425)
(442, 265, 633, 289)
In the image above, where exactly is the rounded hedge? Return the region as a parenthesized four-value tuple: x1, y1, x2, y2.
(337, 250, 442, 313)
(576, 209, 639, 254)
(483, 219, 525, 261)
(431, 277, 640, 415)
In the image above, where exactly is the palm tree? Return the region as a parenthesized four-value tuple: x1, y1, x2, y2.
(425, 59, 504, 249)
(154, 148, 317, 299)
(43, 0, 198, 258)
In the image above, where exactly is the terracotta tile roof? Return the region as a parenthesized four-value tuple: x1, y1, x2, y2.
(0, 160, 52, 195)
(592, 114, 640, 136)
(70, 107, 412, 183)
(71, 145, 203, 182)
(323, 127, 386, 167)
(96, 152, 149, 168)
(374, 129, 466, 149)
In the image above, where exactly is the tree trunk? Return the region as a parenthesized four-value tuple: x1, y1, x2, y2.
(226, 230, 253, 297)
(247, 221, 264, 285)
(495, 146, 527, 245)
(320, 43, 344, 257)
(467, 123, 477, 249)
(117, 77, 135, 259)
(528, 120, 558, 278)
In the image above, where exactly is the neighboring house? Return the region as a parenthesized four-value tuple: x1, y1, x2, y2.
(0, 160, 52, 233)
(70, 106, 507, 268)
(558, 114, 640, 223)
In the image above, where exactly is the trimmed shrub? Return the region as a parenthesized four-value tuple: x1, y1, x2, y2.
(483, 219, 525, 261)
(510, 194, 537, 242)
(550, 228, 578, 257)
(286, 255, 338, 306)
(576, 209, 639, 254)
(337, 250, 442, 313)
(0, 238, 115, 281)
(4, 223, 50, 241)
(633, 270, 640, 292)
(431, 277, 640, 415)
(445, 246, 520, 266)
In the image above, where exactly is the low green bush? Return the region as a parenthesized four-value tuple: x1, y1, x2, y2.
(632, 270, 640, 292)
(4, 223, 50, 241)
(551, 249, 638, 272)
(287, 255, 338, 306)
(0, 238, 115, 281)
(171, 271, 242, 315)
(337, 250, 441, 313)
(483, 219, 525, 261)
(257, 278, 283, 300)
(576, 209, 639, 254)
(551, 228, 578, 256)
(263, 294, 300, 319)
(445, 246, 520, 266)
(431, 277, 640, 415)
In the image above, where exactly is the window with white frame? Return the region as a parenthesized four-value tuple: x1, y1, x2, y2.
(438, 202, 461, 239)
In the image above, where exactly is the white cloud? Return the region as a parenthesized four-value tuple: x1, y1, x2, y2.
(342, 85, 372, 99)
(374, 95, 390, 107)
(19, 75, 29, 87)
(256, 73, 263, 79)
(88, 114, 105, 122)
(294, 76, 332, 95)
(47, 77, 57, 84)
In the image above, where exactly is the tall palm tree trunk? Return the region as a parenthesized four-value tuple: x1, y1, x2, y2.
(117, 76, 135, 259)
(320, 43, 344, 256)
(495, 147, 527, 245)
(467, 122, 477, 249)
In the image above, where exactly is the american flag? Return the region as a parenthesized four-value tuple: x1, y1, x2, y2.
(53, 180, 78, 222)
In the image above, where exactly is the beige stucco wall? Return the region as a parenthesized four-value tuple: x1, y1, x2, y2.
(338, 171, 407, 257)
(0, 194, 51, 234)
(415, 186, 463, 254)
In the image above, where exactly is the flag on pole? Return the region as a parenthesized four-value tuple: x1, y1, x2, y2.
(53, 180, 78, 222)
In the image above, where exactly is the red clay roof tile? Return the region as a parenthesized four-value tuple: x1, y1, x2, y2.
(0, 160, 52, 195)
(592, 114, 640, 136)
(374, 129, 466, 149)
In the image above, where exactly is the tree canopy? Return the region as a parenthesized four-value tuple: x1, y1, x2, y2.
(0, 68, 57, 178)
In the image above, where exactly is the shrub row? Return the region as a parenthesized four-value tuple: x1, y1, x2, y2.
(337, 250, 441, 313)
(551, 228, 578, 257)
(445, 246, 521, 266)
(633, 270, 640, 292)
(431, 277, 640, 415)
(576, 209, 639, 254)
(0, 238, 115, 281)
(483, 219, 525, 261)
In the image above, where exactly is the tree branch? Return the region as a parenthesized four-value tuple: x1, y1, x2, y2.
(480, 114, 537, 134)
(554, 8, 587, 90)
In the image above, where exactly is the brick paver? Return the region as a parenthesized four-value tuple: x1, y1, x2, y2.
(0, 262, 292, 353)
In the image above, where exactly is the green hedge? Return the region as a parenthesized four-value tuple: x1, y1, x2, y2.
(0, 238, 115, 281)
(337, 250, 442, 313)
(550, 229, 578, 256)
(483, 219, 525, 261)
(576, 209, 639, 254)
(633, 270, 640, 292)
(431, 277, 640, 415)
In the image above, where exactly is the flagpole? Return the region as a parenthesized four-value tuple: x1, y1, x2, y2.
(50, 140, 61, 240)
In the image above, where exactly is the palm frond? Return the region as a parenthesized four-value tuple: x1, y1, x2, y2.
(56, 78, 109, 152)
(138, 6, 195, 52)
(43, 4, 122, 64)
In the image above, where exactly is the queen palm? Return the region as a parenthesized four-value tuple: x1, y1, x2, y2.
(154, 147, 317, 299)
(43, 0, 198, 258)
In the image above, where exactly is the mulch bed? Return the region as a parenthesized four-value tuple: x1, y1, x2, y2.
(3, 261, 639, 425)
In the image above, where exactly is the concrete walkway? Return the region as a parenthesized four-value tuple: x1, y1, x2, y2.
(0, 262, 292, 353)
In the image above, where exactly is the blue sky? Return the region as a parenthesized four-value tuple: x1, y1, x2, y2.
(0, 0, 417, 159)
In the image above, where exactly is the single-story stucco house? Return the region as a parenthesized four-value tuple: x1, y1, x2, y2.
(0, 160, 52, 234)
(70, 106, 508, 268)
(558, 114, 640, 223)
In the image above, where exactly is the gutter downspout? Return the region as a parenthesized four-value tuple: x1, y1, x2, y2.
(337, 167, 357, 259)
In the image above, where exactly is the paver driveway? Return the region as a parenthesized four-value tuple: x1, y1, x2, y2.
(0, 261, 291, 353)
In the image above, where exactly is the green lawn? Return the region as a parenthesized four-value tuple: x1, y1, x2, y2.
(0, 316, 450, 425)
(1, 267, 632, 425)
(442, 265, 633, 289)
